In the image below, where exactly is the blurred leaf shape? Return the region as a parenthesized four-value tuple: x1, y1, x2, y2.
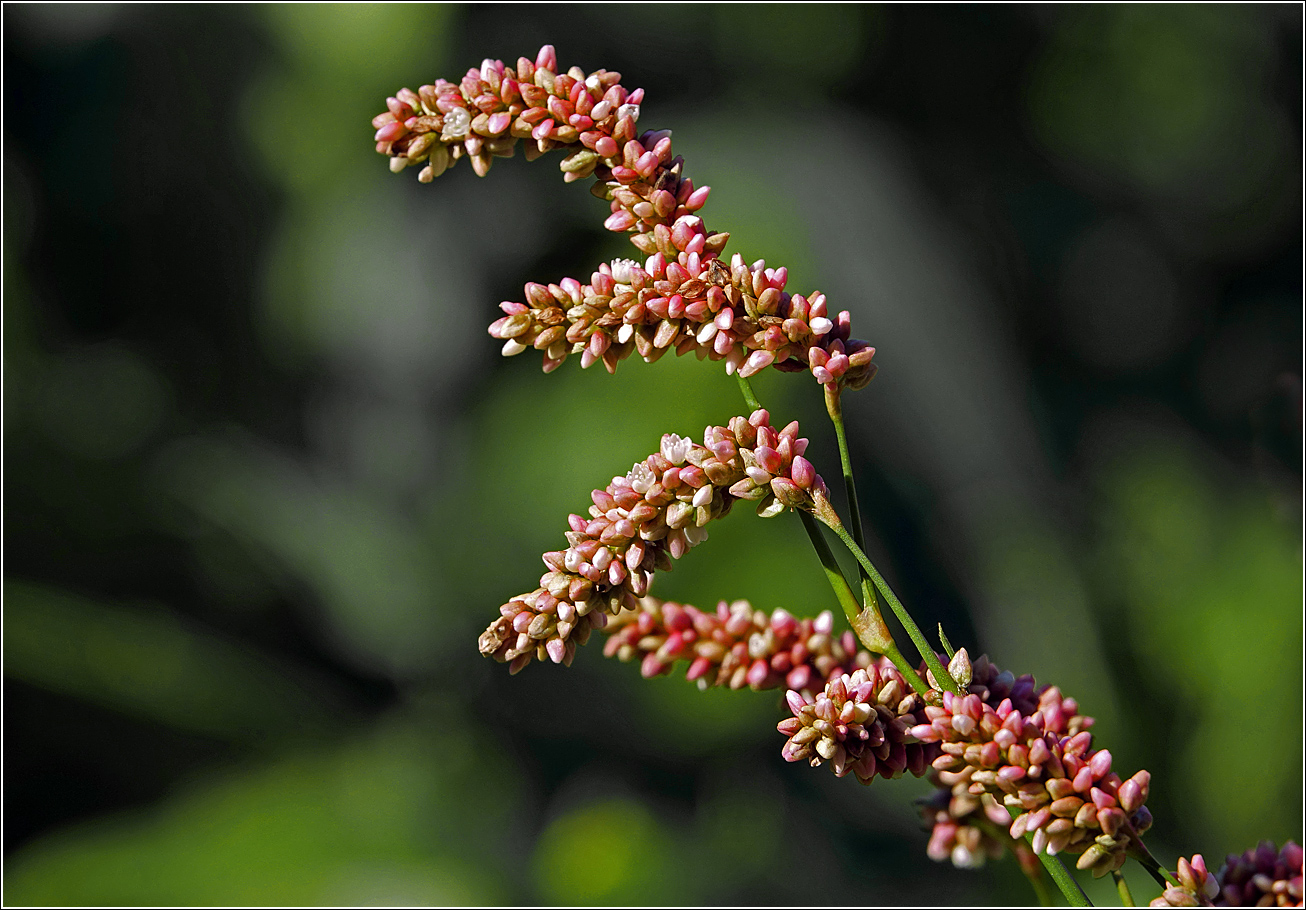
(155, 432, 445, 676)
(532, 797, 691, 905)
(3, 580, 343, 741)
(3, 718, 513, 906)
(243, 4, 451, 195)
(1094, 435, 1302, 847)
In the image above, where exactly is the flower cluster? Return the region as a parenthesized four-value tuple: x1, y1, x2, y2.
(913, 652, 1043, 869)
(1217, 842, 1304, 908)
(777, 664, 933, 783)
(910, 652, 1154, 877)
(374, 46, 876, 392)
(1152, 854, 1222, 907)
(478, 410, 829, 673)
(488, 254, 877, 391)
(602, 597, 873, 692)
(918, 788, 1029, 870)
(1153, 842, 1304, 908)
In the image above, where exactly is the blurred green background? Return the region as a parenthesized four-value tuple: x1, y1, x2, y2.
(4, 4, 1301, 905)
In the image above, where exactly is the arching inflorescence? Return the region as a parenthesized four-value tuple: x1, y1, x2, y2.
(373, 45, 877, 393)
(477, 410, 828, 673)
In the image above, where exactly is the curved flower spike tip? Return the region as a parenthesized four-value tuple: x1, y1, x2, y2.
(478, 411, 829, 673)
(376, 46, 876, 393)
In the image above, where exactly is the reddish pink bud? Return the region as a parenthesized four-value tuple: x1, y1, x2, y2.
(604, 211, 637, 232)
(375, 121, 408, 143)
(684, 185, 711, 211)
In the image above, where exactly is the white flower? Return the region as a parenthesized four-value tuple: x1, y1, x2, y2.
(441, 107, 470, 140)
(660, 433, 692, 466)
(627, 462, 655, 494)
(609, 258, 640, 284)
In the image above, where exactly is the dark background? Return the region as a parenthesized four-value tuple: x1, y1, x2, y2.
(4, 4, 1302, 905)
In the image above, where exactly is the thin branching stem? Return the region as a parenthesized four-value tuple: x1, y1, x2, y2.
(1113, 870, 1135, 906)
(813, 501, 959, 695)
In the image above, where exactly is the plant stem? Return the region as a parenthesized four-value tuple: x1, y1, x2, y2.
(812, 496, 960, 695)
(735, 374, 762, 411)
(938, 623, 957, 659)
(1005, 807, 1093, 906)
(1128, 841, 1175, 889)
(825, 385, 925, 682)
(796, 510, 865, 631)
(1039, 852, 1092, 907)
(824, 385, 869, 574)
(796, 512, 930, 696)
(1113, 870, 1135, 906)
(736, 375, 927, 693)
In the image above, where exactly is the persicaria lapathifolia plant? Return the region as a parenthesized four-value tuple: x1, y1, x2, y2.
(373, 46, 1304, 907)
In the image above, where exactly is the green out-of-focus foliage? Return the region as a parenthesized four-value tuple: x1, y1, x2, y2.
(5, 714, 515, 906)
(4, 4, 1300, 906)
(1094, 429, 1302, 849)
(1028, 5, 1292, 244)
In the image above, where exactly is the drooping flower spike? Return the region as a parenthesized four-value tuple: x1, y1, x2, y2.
(478, 410, 829, 673)
(374, 46, 877, 393)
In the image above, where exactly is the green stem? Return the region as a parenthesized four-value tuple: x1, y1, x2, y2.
(938, 624, 957, 660)
(1128, 842, 1175, 889)
(796, 510, 864, 631)
(796, 512, 929, 696)
(1039, 852, 1092, 907)
(1005, 807, 1092, 906)
(825, 385, 869, 574)
(813, 497, 960, 695)
(825, 386, 924, 687)
(1113, 870, 1135, 906)
(734, 374, 762, 411)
